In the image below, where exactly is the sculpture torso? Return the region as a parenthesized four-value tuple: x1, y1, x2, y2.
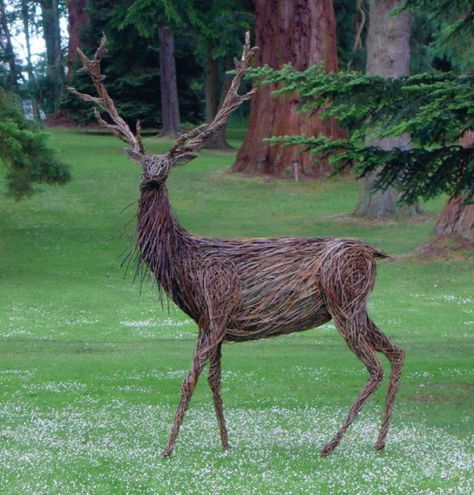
(137, 183, 376, 341)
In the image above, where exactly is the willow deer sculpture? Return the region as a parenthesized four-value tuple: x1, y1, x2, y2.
(70, 34, 404, 458)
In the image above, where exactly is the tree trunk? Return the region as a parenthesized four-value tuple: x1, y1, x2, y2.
(354, 135, 422, 219)
(66, 0, 88, 80)
(435, 131, 474, 240)
(354, 0, 420, 219)
(435, 196, 474, 241)
(205, 56, 232, 149)
(232, 0, 344, 177)
(21, 0, 40, 119)
(158, 26, 180, 138)
(40, 0, 64, 113)
(0, 0, 19, 89)
(205, 52, 219, 125)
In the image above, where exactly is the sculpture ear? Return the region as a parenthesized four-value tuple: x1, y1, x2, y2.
(125, 148, 143, 162)
(172, 152, 198, 167)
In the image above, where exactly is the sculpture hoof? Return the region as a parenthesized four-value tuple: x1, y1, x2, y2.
(320, 444, 335, 457)
(161, 448, 173, 458)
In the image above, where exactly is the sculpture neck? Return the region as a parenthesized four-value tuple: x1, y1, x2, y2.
(136, 182, 186, 285)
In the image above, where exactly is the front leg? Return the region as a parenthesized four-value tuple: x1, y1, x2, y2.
(207, 343, 229, 450)
(161, 333, 212, 458)
(162, 257, 239, 457)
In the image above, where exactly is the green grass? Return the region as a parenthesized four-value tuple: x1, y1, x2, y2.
(0, 129, 472, 494)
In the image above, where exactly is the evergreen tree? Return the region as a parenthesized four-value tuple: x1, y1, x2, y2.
(252, 67, 473, 238)
(193, 0, 253, 148)
(0, 0, 19, 90)
(20, 0, 41, 120)
(61, 0, 203, 128)
(0, 90, 70, 199)
(121, 0, 193, 136)
(39, 0, 65, 114)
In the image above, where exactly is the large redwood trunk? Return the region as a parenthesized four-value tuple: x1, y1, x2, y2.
(158, 26, 181, 138)
(435, 131, 474, 241)
(232, 0, 343, 177)
(66, 0, 88, 80)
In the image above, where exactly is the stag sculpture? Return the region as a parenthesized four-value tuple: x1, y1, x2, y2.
(70, 34, 405, 458)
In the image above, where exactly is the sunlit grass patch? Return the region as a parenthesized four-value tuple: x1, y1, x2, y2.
(0, 400, 472, 495)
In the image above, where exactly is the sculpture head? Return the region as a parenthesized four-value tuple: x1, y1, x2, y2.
(125, 149, 198, 186)
(126, 151, 171, 185)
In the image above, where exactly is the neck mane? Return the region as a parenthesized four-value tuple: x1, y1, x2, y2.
(136, 182, 188, 297)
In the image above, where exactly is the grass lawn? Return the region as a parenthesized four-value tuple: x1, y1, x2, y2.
(0, 128, 472, 494)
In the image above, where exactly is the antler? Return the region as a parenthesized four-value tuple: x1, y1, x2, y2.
(69, 32, 256, 165)
(167, 31, 258, 165)
(68, 35, 145, 157)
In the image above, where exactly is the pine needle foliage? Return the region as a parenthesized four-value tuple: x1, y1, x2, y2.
(0, 90, 70, 199)
(400, 0, 474, 42)
(250, 65, 473, 205)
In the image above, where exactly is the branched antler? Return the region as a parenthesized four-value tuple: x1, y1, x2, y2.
(167, 31, 257, 165)
(69, 32, 256, 166)
(68, 35, 145, 157)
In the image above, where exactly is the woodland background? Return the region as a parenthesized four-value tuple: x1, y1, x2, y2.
(1, 0, 473, 244)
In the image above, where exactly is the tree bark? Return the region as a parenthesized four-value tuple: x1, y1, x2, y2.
(205, 52, 219, 125)
(66, 0, 88, 80)
(354, 135, 422, 219)
(0, 0, 19, 89)
(232, 0, 344, 177)
(158, 26, 180, 138)
(40, 0, 64, 113)
(205, 56, 232, 149)
(434, 131, 474, 241)
(354, 0, 421, 219)
(435, 196, 474, 241)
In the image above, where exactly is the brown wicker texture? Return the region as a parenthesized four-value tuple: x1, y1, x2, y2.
(70, 35, 405, 458)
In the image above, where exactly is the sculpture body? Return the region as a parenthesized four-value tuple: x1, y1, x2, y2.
(71, 35, 405, 458)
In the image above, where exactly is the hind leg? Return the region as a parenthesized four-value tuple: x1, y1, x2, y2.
(366, 319, 405, 450)
(321, 312, 384, 456)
